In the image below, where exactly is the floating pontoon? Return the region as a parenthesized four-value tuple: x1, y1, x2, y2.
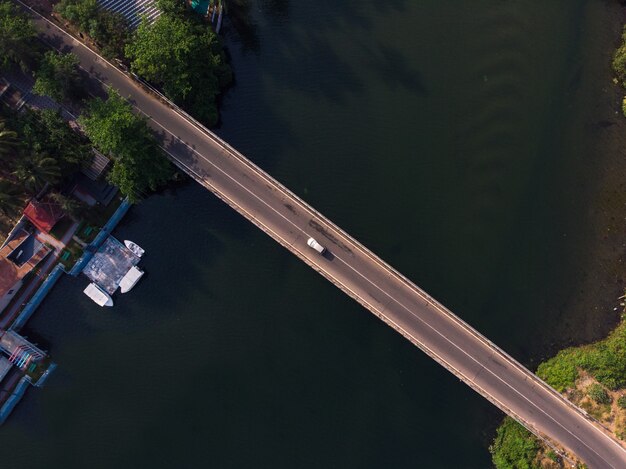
(119, 266, 144, 293)
(83, 283, 113, 307)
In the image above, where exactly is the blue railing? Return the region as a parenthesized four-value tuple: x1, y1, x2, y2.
(69, 198, 132, 277)
(34, 363, 57, 388)
(10, 263, 66, 331)
(0, 376, 30, 425)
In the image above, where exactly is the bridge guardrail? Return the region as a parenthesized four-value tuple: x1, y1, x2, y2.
(15, 1, 622, 460)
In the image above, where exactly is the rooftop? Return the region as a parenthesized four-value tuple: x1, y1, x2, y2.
(81, 149, 111, 181)
(24, 198, 65, 233)
(0, 230, 49, 297)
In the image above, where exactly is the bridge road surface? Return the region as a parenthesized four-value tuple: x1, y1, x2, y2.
(16, 2, 626, 466)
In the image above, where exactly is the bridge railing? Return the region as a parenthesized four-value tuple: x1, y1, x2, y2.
(15, 1, 621, 460)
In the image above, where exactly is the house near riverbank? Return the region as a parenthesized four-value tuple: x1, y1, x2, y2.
(0, 230, 50, 313)
(23, 198, 64, 234)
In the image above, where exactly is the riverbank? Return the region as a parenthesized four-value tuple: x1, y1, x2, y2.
(490, 5, 626, 467)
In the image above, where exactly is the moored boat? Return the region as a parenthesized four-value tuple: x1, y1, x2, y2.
(124, 240, 145, 258)
(83, 283, 113, 307)
(119, 266, 144, 293)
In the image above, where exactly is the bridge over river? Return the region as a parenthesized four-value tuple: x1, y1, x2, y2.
(15, 1, 626, 466)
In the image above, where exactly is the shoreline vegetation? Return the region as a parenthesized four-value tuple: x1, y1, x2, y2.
(0, 0, 232, 231)
(54, 0, 232, 126)
(490, 21, 626, 469)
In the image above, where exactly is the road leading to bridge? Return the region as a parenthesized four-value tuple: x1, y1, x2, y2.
(16, 2, 626, 466)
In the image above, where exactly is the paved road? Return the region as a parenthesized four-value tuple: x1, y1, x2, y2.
(16, 2, 626, 466)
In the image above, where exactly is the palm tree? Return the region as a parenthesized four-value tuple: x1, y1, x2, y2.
(0, 180, 23, 220)
(48, 191, 86, 220)
(0, 120, 18, 160)
(13, 152, 61, 193)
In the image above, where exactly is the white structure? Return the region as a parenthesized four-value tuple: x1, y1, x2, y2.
(119, 266, 144, 293)
(83, 283, 114, 307)
(124, 240, 144, 258)
(97, 0, 161, 28)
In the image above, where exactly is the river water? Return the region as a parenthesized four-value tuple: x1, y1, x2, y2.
(1, 1, 625, 468)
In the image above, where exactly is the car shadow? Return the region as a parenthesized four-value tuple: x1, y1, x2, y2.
(322, 250, 334, 261)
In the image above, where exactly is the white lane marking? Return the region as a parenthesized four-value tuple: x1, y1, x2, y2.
(20, 2, 623, 463)
(147, 121, 614, 465)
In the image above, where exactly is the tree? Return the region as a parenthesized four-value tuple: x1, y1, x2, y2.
(88, 9, 130, 58)
(155, 0, 187, 15)
(490, 417, 539, 469)
(79, 90, 172, 201)
(13, 152, 61, 193)
(49, 191, 86, 220)
(613, 26, 626, 87)
(587, 383, 611, 405)
(125, 13, 232, 125)
(0, 180, 23, 219)
(55, 0, 129, 58)
(12, 108, 91, 175)
(0, 119, 17, 160)
(0, 1, 38, 71)
(54, 0, 98, 31)
(33, 51, 83, 101)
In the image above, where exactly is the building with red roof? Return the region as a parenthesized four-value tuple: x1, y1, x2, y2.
(23, 198, 64, 233)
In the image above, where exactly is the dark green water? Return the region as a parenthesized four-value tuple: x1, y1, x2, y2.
(1, 1, 622, 467)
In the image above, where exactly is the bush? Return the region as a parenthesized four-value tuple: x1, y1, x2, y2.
(0, 0, 39, 71)
(55, 0, 129, 58)
(125, 8, 231, 126)
(490, 417, 540, 469)
(617, 395, 626, 409)
(79, 90, 172, 201)
(536, 318, 626, 392)
(536, 355, 578, 392)
(587, 383, 611, 405)
(622, 97, 626, 118)
(614, 27, 626, 86)
(33, 51, 83, 101)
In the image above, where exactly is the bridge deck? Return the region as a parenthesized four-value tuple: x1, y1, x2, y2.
(17, 2, 626, 466)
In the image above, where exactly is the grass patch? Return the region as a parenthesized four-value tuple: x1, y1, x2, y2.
(58, 238, 83, 270)
(490, 417, 539, 469)
(537, 315, 626, 392)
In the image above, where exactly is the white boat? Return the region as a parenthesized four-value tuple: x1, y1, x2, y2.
(83, 283, 113, 307)
(119, 266, 144, 293)
(124, 240, 144, 258)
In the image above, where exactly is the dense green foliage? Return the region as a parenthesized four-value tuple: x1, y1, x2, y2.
(537, 319, 626, 391)
(49, 191, 86, 220)
(0, 108, 91, 196)
(79, 90, 172, 201)
(55, 0, 130, 58)
(13, 152, 61, 192)
(618, 395, 626, 409)
(155, 0, 186, 15)
(613, 26, 626, 87)
(0, 119, 17, 159)
(0, 1, 38, 71)
(0, 179, 23, 218)
(12, 109, 91, 176)
(587, 383, 611, 405)
(125, 8, 232, 125)
(494, 315, 626, 466)
(33, 51, 83, 101)
(490, 417, 539, 469)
